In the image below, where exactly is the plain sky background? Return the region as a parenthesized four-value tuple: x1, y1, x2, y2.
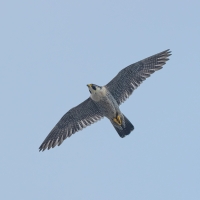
(1, 1, 200, 200)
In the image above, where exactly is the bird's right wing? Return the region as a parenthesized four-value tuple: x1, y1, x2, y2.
(39, 98, 103, 151)
(105, 49, 171, 105)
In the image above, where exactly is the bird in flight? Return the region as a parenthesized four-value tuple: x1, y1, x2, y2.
(39, 49, 171, 151)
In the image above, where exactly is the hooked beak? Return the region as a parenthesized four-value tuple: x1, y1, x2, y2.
(87, 84, 92, 87)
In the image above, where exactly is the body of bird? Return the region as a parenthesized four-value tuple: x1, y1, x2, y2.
(39, 49, 171, 151)
(89, 85, 121, 122)
(87, 84, 130, 136)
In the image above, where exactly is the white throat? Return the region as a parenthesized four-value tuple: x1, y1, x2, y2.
(90, 86, 107, 102)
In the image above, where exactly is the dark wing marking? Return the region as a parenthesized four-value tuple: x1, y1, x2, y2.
(39, 98, 103, 151)
(105, 49, 171, 105)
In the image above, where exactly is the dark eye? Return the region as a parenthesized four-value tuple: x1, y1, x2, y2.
(92, 85, 96, 90)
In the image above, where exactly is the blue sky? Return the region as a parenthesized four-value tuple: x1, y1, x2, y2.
(1, 1, 200, 199)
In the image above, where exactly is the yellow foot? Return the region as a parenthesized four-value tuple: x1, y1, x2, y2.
(113, 114, 122, 126)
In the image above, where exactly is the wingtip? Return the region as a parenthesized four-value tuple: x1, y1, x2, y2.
(166, 49, 172, 55)
(39, 143, 46, 152)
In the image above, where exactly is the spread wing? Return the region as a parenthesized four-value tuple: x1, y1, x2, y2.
(39, 98, 103, 151)
(105, 49, 171, 105)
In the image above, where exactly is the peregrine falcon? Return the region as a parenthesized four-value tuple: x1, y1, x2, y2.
(39, 49, 171, 151)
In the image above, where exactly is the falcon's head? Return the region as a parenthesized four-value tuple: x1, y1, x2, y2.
(87, 84, 102, 94)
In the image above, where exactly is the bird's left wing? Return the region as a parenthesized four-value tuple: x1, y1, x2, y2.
(105, 49, 171, 105)
(39, 98, 103, 151)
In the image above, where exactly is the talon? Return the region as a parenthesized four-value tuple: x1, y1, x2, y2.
(117, 115, 122, 124)
(113, 114, 122, 125)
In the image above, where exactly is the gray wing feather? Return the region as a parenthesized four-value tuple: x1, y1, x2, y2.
(105, 49, 171, 105)
(39, 98, 103, 151)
